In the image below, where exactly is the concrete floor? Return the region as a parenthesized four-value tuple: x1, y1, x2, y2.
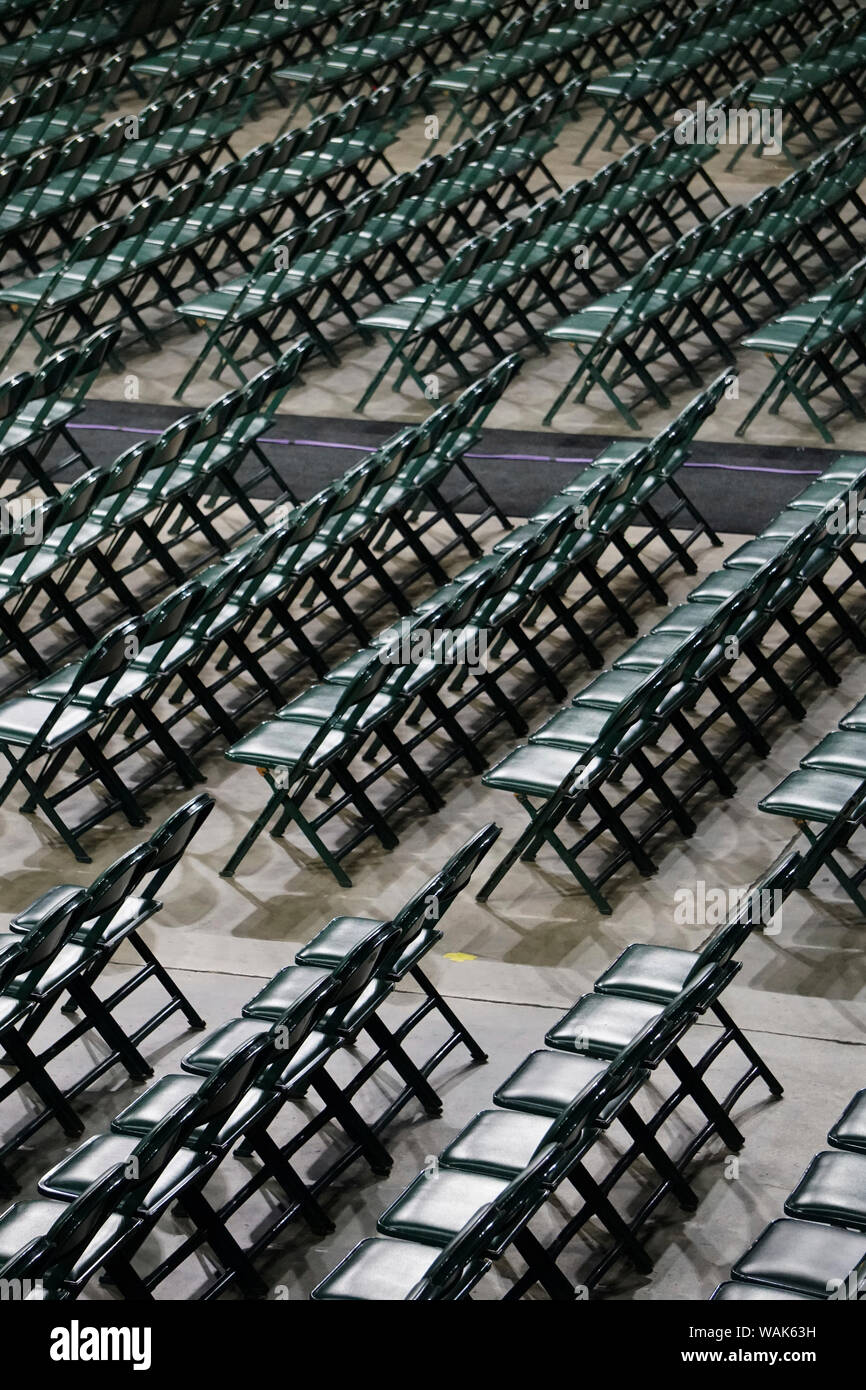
(0, 75, 864, 1301)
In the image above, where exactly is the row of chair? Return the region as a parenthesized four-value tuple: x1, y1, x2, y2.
(732, 8, 866, 168)
(713, 1087, 866, 1300)
(759, 683, 866, 918)
(174, 81, 574, 394)
(429, 0, 691, 137)
(737, 254, 866, 443)
(0, 62, 262, 277)
(312, 850, 798, 1299)
(275, 0, 527, 124)
(220, 374, 726, 885)
(545, 125, 866, 427)
(355, 108, 728, 409)
(0, 823, 499, 1298)
(0, 357, 518, 860)
(0, 323, 118, 498)
(577, 0, 847, 159)
(0, 0, 216, 94)
(132, 0, 372, 102)
(0, 792, 215, 1194)
(477, 446, 866, 911)
(0, 75, 420, 369)
(185, 90, 588, 394)
(0, 58, 124, 163)
(0, 337, 312, 693)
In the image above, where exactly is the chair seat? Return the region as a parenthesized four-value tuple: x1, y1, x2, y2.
(762, 507, 810, 540)
(724, 537, 788, 571)
(572, 667, 652, 710)
(0, 697, 100, 747)
(111, 1073, 201, 1137)
(440, 1108, 553, 1178)
(732, 1217, 866, 1297)
(277, 684, 401, 730)
(545, 992, 664, 1056)
(311, 1236, 442, 1300)
(801, 731, 866, 778)
(825, 454, 866, 484)
(493, 1050, 609, 1117)
(829, 1089, 866, 1154)
(530, 706, 650, 757)
(377, 1169, 507, 1246)
(296, 915, 383, 968)
(711, 1281, 818, 1301)
(841, 697, 866, 733)
(111, 1071, 272, 1150)
(29, 663, 152, 707)
(687, 568, 755, 605)
(11, 884, 82, 931)
(39, 1133, 203, 1214)
(39, 1133, 139, 1199)
(73, 895, 158, 948)
(0, 1196, 67, 1266)
(224, 719, 348, 771)
(182, 1016, 270, 1075)
(759, 768, 866, 823)
(788, 478, 850, 511)
(784, 1151, 866, 1230)
(241, 963, 332, 1021)
(13, 940, 88, 998)
(612, 632, 686, 671)
(482, 743, 583, 797)
(595, 943, 698, 1002)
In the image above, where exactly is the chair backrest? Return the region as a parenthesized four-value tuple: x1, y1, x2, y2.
(241, 337, 312, 415)
(479, 1142, 562, 1252)
(188, 1031, 277, 1141)
(67, 324, 121, 386)
(51, 467, 108, 530)
(29, 343, 83, 402)
(405, 1203, 502, 1300)
(67, 617, 142, 700)
(0, 370, 34, 425)
(0, 891, 87, 994)
(145, 792, 215, 891)
(321, 921, 402, 1031)
(74, 842, 158, 933)
(137, 581, 205, 652)
(4, 1165, 130, 1288)
(282, 488, 338, 547)
(687, 850, 802, 977)
(97, 440, 154, 510)
(379, 823, 502, 976)
(148, 412, 205, 473)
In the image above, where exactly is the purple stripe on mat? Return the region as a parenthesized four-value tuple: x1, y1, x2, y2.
(66, 422, 826, 477)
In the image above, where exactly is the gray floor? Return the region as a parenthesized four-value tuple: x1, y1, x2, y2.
(0, 77, 864, 1302)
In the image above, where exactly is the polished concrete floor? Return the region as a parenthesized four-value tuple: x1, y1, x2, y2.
(0, 75, 864, 1301)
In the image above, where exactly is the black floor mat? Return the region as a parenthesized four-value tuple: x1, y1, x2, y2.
(47, 399, 839, 535)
